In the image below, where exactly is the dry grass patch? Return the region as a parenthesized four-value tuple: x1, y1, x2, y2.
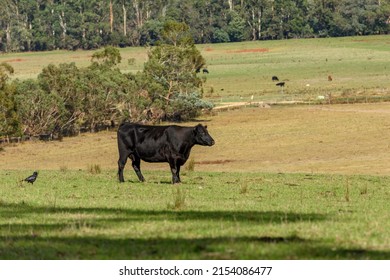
(205, 103, 390, 175)
(1, 103, 390, 176)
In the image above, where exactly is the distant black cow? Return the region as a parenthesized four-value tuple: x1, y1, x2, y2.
(276, 82, 285, 87)
(272, 76, 279, 81)
(117, 123, 215, 184)
(202, 68, 209, 74)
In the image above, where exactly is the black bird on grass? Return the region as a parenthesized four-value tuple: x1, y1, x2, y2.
(23, 171, 38, 184)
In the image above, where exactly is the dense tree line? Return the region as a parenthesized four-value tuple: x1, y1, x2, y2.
(0, 22, 213, 138)
(1, 0, 389, 52)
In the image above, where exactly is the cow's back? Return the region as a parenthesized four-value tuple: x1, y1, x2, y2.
(117, 123, 171, 154)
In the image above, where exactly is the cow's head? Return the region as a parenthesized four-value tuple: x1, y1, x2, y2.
(194, 124, 215, 146)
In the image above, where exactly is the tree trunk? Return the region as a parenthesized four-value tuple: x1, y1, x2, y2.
(59, 12, 67, 42)
(122, 3, 127, 36)
(134, 0, 142, 28)
(6, 23, 11, 52)
(110, 0, 114, 33)
(228, 0, 234, 10)
(248, 10, 256, 40)
(257, 9, 262, 40)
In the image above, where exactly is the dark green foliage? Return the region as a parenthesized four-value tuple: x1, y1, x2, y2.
(91, 46, 122, 68)
(0, 63, 20, 137)
(227, 11, 247, 42)
(1, 0, 389, 51)
(0, 89, 20, 137)
(13, 79, 63, 135)
(212, 28, 230, 43)
(139, 20, 164, 46)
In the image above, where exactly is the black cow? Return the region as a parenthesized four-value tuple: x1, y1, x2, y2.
(272, 76, 279, 81)
(202, 68, 209, 74)
(117, 123, 215, 184)
(276, 82, 285, 87)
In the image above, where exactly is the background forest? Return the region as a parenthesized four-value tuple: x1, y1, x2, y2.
(1, 0, 389, 52)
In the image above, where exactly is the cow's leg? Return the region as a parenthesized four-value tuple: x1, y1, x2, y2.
(169, 159, 181, 184)
(131, 156, 145, 182)
(118, 153, 129, 183)
(176, 165, 181, 183)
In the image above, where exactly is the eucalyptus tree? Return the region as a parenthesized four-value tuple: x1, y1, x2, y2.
(142, 21, 213, 121)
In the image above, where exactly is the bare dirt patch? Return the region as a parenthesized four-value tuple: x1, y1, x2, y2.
(227, 48, 269, 53)
(196, 159, 235, 165)
(4, 58, 26, 63)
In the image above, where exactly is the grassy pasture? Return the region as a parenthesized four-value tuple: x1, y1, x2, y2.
(1, 170, 390, 259)
(1, 103, 390, 259)
(1, 35, 389, 102)
(0, 47, 148, 80)
(198, 36, 390, 103)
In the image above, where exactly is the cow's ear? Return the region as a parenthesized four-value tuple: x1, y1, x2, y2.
(204, 125, 207, 129)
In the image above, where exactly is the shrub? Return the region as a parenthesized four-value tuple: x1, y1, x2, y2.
(167, 187, 186, 210)
(185, 158, 196, 172)
(167, 92, 214, 121)
(87, 164, 102, 174)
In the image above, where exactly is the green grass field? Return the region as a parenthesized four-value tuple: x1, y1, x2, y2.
(1, 170, 390, 259)
(1, 35, 390, 259)
(201, 36, 390, 104)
